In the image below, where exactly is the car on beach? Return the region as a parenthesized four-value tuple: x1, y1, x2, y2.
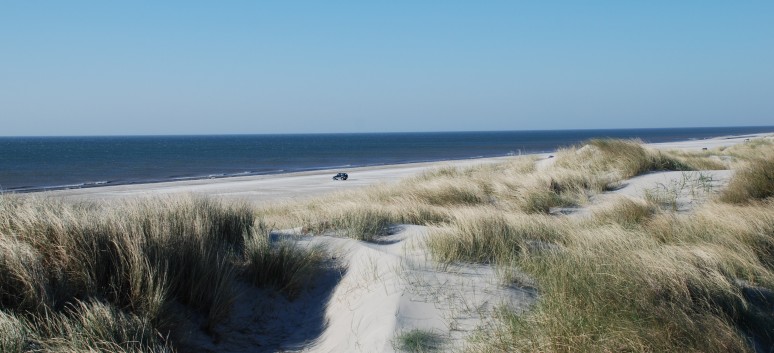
(332, 172, 348, 181)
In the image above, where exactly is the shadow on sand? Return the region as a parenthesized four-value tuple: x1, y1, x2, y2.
(180, 260, 345, 353)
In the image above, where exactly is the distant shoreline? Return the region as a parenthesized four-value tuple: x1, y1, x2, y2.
(3, 127, 773, 194)
(8, 153, 505, 194)
(28, 131, 772, 206)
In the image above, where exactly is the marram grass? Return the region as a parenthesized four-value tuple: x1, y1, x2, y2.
(0, 195, 325, 352)
(258, 137, 774, 352)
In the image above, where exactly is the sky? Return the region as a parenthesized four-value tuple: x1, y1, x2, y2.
(1, 1, 773, 136)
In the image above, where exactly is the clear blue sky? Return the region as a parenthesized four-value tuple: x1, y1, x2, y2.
(1, 1, 772, 136)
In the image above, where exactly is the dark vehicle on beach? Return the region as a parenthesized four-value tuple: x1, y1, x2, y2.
(332, 172, 348, 181)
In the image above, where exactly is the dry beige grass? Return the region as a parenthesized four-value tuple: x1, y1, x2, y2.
(252, 138, 774, 351)
(463, 201, 774, 353)
(720, 156, 774, 203)
(0, 196, 324, 352)
(422, 139, 774, 352)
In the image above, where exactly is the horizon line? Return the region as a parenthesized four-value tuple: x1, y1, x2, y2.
(3, 125, 774, 139)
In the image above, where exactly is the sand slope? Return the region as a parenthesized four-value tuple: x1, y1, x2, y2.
(181, 226, 535, 353)
(302, 226, 535, 352)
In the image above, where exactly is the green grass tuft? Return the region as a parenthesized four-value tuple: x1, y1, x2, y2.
(393, 329, 445, 353)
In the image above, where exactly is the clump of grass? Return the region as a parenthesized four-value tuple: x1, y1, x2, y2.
(393, 329, 445, 353)
(0, 195, 325, 351)
(520, 188, 565, 213)
(661, 149, 728, 170)
(720, 156, 774, 203)
(0, 310, 31, 352)
(0, 235, 47, 314)
(645, 201, 774, 270)
(243, 222, 327, 298)
(515, 177, 580, 213)
(294, 201, 394, 241)
(555, 139, 692, 180)
(592, 197, 658, 228)
(722, 137, 774, 162)
(426, 209, 566, 264)
(408, 179, 488, 206)
(644, 185, 680, 211)
(1, 299, 171, 353)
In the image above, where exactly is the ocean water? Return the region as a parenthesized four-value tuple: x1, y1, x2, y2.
(1, 127, 772, 192)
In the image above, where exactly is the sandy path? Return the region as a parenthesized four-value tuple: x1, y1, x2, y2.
(302, 226, 534, 353)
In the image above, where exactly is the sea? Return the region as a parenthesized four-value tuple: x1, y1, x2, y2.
(1, 126, 772, 193)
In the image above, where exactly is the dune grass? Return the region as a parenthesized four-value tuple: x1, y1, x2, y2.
(261, 139, 700, 240)
(393, 329, 445, 353)
(253, 137, 773, 351)
(460, 201, 774, 352)
(255, 138, 773, 352)
(420, 138, 774, 352)
(720, 156, 774, 203)
(0, 195, 324, 352)
(243, 220, 327, 298)
(4, 137, 773, 352)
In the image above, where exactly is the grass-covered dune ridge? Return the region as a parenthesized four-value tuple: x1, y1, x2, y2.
(262, 138, 758, 233)
(0, 196, 323, 352)
(448, 199, 774, 352)
(426, 140, 774, 352)
(261, 137, 774, 352)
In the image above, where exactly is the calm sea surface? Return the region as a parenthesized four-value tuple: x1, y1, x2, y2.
(1, 127, 772, 192)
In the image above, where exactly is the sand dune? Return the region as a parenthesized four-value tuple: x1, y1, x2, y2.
(33, 131, 773, 352)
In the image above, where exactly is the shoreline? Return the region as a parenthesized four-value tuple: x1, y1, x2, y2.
(4, 153, 524, 194)
(22, 131, 774, 205)
(4, 127, 774, 194)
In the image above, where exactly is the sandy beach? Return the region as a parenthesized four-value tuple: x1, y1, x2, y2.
(41, 132, 771, 206)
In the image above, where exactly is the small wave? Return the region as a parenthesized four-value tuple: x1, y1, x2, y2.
(170, 176, 199, 181)
(49, 183, 89, 190)
(52, 181, 111, 190)
(296, 164, 354, 172)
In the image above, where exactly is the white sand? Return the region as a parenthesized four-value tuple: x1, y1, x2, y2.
(183, 226, 535, 353)
(302, 226, 534, 352)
